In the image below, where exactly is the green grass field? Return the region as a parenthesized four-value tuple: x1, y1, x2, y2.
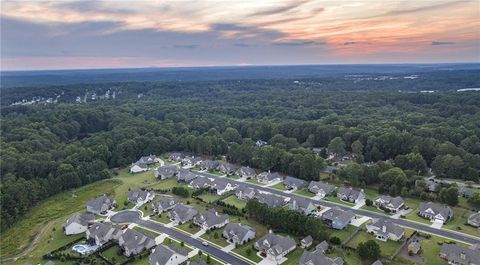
(419, 235, 452, 265)
(271, 182, 287, 191)
(151, 213, 172, 224)
(176, 221, 201, 234)
(293, 189, 315, 197)
(222, 195, 247, 209)
(329, 225, 358, 243)
(232, 241, 262, 263)
(246, 179, 266, 186)
(280, 248, 303, 265)
(346, 231, 403, 257)
(197, 193, 222, 203)
(101, 245, 130, 265)
(200, 230, 230, 247)
(325, 197, 355, 206)
(443, 207, 480, 237)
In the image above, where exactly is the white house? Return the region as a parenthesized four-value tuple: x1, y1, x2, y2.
(63, 212, 94, 235)
(366, 219, 405, 242)
(130, 162, 149, 173)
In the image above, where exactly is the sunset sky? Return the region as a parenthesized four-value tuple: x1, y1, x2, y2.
(1, 0, 479, 70)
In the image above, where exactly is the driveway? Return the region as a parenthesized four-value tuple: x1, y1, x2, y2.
(350, 216, 371, 227)
(352, 199, 365, 209)
(110, 211, 250, 265)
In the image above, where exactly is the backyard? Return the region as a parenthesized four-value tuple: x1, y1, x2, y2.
(222, 195, 247, 209)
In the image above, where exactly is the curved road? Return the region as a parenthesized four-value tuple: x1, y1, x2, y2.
(110, 211, 250, 265)
(195, 171, 480, 245)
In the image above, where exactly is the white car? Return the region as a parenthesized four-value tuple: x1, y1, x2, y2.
(202, 241, 209, 246)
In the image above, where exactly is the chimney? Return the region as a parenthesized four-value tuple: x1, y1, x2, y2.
(460, 252, 466, 260)
(135, 235, 138, 241)
(382, 225, 386, 233)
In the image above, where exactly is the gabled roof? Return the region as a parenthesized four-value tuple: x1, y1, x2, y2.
(337, 187, 363, 200)
(284, 176, 307, 188)
(371, 260, 383, 265)
(87, 222, 121, 240)
(373, 195, 405, 208)
(368, 219, 404, 238)
(308, 181, 336, 194)
(256, 233, 296, 257)
(195, 209, 229, 227)
(139, 155, 157, 164)
(64, 212, 94, 227)
(177, 169, 198, 182)
(224, 223, 255, 241)
(200, 160, 220, 170)
(170, 204, 198, 222)
(155, 165, 178, 178)
(219, 163, 238, 172)
(468, 212, 480, 224)
(299, 243, 343, 265)
(256, 193, 286, 208)
(190, 176, 214, 188)
(322, 207, 355, 224)
(235, 166, 256, 176)
(120, 229, 155, 252)
(440, 244, 480, 264)
(149, 244, 188, 265)
(128, 189, 152, 202)
(301, 235, 313, 245)
(257, 172, 282, 181)
(132, 161, 148, 169)
(152, 197, 179, 211)
(419, 202, 453, 220)
(212, 178, 236, 191)
(289, 197, 314, 211)
(86, 195, 115, 212)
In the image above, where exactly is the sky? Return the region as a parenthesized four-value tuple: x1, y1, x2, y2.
(1, 0, 479, 71)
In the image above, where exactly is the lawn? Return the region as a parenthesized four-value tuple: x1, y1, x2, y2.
(419, 235, 451, 265)
(404, 211, 432, 225)
(328, 247, 365, 265)
(281, 248, 303, 265)
(404, 198, 422, 211)
(151, 213, 172, 224)
(329, 225, 358, 243)
(232, 241, 262, 263)
(362, 205, 391, 215)
(443, 207, 480, 237)
(147, 177, 183, 191)
(188, 253, 225, 265)
(227, 174, 242, 180)
(364, 188, 380, 200)
(134, 226, 161, 238)
(200, 230, 230, 247)
(325, 197, 355, 207)
(271, 182, 287, 191)
(222, 195, 247, 209)
(163, 237, 193, 253)
(197, 193, 222, 203)
(293, 189, 315, 197)
(1, 178, 121, 260)
(101, 245, 130, 265)
(176, 221, 201, 235)
(246, 179, 266, 186)
(346, 231, 403, 257)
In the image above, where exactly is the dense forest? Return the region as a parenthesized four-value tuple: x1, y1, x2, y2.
(1, 69, 480, 232)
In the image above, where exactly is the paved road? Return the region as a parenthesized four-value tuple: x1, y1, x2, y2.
(196, 171, 480, 245)
(110, 211, 250, 265)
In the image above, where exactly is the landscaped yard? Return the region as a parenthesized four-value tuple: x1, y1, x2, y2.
(404, 211, 432, 225)
(419, 235, 451, 265)
(271, 182, 287, 191)
(325, 197, 355, 207)
(188, 253, 224, 265)
(200, 230, 230, 247)
(443, 207, 480, 237)
(222, 195, 247, 209)
(246, 178, 266, 186)
(329, 225, 359, 243)
(176, 221, 201, 235)
(346, 230, 403, 257)
(101, 245, 130, 265)
(227, 174, 241, 179)
(328, 246, 365, 264)
(232, 241, 262, 263)
(197, 193, 222, 203)
(151, 213, 172, 224)
(293, 189, 315, 197)
(281, 248, 303, 265)
(362, 205, 391, 215)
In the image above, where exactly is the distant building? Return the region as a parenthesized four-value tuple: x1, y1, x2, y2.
(439, 243, 480, 265)
(235, 167, 256, 179)
(155, 165, 179, 180)
(467, 212, 480, 228)
(288, 197, 317, 215)
(255, 140, 268, 147)
(119, 229, 156, 257)
(152, 198, 179, 214)
(337, 187, 364, 204)
(168, 204, 198, 224)
(321, 207, 355, 230)
(308, 181, 336, 198)
(256, 172, 282, 184)
(300, 235, 313, 248)
(283, 176, 307, 190)
(193, 209, 229, 230)
(127, 189, 155, 206)
(149, 244, 188, 265)
(86, 195, 116, 215)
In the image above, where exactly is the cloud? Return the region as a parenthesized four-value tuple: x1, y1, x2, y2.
(173, 44, 199, 49)
(344, 41, 370, 45)
(272, 40, 326, 46)
(387, 0, 469, 16)
(233, 43, 255, 47)
(248, 1, 311, 17)
(431, 41, 455, 45)
(210, 23, 284, 40)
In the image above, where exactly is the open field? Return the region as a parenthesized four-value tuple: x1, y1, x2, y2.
(346, 230, 403, 257)
(101, 245, 130, 264)
(222, 195, 247, 209)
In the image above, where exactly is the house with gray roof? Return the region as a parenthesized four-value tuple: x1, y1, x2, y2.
(284, 176, 307, 190)
(322, 166, 337, 175)
(168, 204, 198, 224)
(152, 198, 179, 214)
(256, 172, 282, 184)
(169, 152, 185, 162)
(139, 155, 158, 165)
(439, 243, 480, 265)
(211, 179, 238, 195)
(371, 260, 383, 265)
(189, 177, 214, 190)
(308, 181, 336, 198)
(63, 212, 94, 235)
(337, 187, 365, 204)
(130, 161, 149, 174)
(235, 167, 256, 179)
(254, 232, 296, 261)
(128, 189, 155, 206)
(223, 223, 256, 245)
(300, 235, 313, 248)
(119, 229, 156, 257)
(181, 156, 203, 167)
(299, 240, 343, 265)
(288, 197, 317, 215)
(194, 209, 229, 230)
(256, 193, 287, 208)
(86, 195, 116, 215)
(218, 163, 238, 175)
(149, 244, 188, 265)
(235, 187, 257, 201)
(199, 160, 220, 171)
(467, 212, 480, 228)
(418, 202, 453, 224)
(408, 241, 421, 254)
(416, 179, 441, 193)
(366, 219, 405, 242)
(177, 169, 198, 183)
(155, 165, 179, 180)
(373, 195, 405, 213)
(86, 222, 122, 246)
(321, 207, 355, 230)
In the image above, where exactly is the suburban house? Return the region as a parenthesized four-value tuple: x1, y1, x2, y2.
(337, 187, 365, 204)
(211, 179, 237, 195)
(189, 177, 214, 190)
(149, 244, 188, 265)
(128, 189, 155, 206)
(169, 152, 185, 162)
(177, 169, 198, 183)
(155, 165, 179, 180)
(256, 193, 287, 208)
(439, 243, 480, 265)
(288, 197, 317, 215)
(63, 212, 94, 235)
(255, 232, 297, 261)
(418, 202, 453, 224)
(373, 195, 405, 213)
(467, 212, 480, 228)
(218, 163, 238, 175)
(130, 161, 149, 174)
(372, 261, 383, 265)
(199, 160, 220, 171)
(308, 181, 336, 198)
(193, 209, 229, 230)
(235, 186, 257, 201)
(416, 179, 441, 193)
(300, 241, 344, 265)
(284, 176, 307, 190)
(181, 156, 203, 167)
(86, 222, 122, 246)
(119, 229, 156, 257)
(408, 241, 421, 255)
(235, 166, 256, 179)
(138, 155, 158, 165)
(152, 198, 179, 214)
(168, 204, 198, 224)
(300, 235, 313, 248)
(321, 207, 355, 230)
(321, 166, 337, 175)
(223, 223, 256, 245)
(366, 219, 405, 242)
(86, 195, 116, 215)
(256, 172, 282, 184)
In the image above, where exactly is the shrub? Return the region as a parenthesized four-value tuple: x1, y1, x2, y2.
(329, 236, 341, 245)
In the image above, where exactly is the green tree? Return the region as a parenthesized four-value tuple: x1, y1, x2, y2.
(328, 137, 346, 157)
(358, 240, 381, 260)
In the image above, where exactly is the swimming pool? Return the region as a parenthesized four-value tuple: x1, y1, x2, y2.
(72, 244, 99, 255)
